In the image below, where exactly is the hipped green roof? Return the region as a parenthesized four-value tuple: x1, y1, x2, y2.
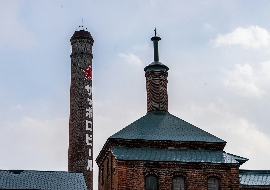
(111, 147, 247, 164)
(110, 111, 225, 143)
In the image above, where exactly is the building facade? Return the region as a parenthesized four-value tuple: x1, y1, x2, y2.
(96, 32, 270, 190)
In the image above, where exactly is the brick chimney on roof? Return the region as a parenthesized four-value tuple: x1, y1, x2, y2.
(144, 29, 169, 113)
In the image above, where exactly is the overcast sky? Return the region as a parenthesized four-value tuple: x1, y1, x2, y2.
(1, 0, 270, 189)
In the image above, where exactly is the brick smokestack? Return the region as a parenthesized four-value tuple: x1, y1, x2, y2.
(144, 29, 169, 113)
(68, 28, 94, 190)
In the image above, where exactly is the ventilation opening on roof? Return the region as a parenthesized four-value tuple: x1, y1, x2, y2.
(9, 170, 24, 174)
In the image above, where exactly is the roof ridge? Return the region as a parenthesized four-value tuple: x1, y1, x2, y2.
(0, 170, 82, 173)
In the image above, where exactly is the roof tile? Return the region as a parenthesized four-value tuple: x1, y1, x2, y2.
(110, 111, 225, 143)
(111, 146, 247, 164)
(239, 170, 270, 186)
(0, 170, 87, 190)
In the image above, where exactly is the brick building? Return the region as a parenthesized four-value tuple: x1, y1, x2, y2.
(96, 32, 270, 190)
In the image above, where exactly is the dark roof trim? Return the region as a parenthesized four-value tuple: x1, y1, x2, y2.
(239, 169, 270, 174)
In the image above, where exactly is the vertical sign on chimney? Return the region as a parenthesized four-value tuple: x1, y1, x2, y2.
(69, 28, 94, 190)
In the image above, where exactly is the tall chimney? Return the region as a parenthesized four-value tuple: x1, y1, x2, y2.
(68, 28, 94, 190)
(144, 29, 169, 113)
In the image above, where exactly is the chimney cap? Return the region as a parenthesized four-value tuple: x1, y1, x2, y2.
(70, 29, 94, 41)
(144, 62, 169, 72)
(151, 36, 161, 41)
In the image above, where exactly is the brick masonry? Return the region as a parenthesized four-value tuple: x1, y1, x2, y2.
(97, 149, 241, 190)
(68, 30, 94, 190)
(97, 139, 270, 190)
(145, 70, 168, 112)
(97, 138, 241, 190)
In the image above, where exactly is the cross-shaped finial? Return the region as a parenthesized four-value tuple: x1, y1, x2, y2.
(154, 28, 157, 36)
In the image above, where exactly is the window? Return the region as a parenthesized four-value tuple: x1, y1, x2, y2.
(173, 177, 185, 190)
(208, 177, 219, 190)
(146, 175, 157, 190)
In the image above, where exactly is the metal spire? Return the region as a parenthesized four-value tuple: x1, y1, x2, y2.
(151, 28, 161, 62)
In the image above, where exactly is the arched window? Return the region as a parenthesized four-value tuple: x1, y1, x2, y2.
(173, 177, 185, 190)
(145, 175, 158, 190)
(208, 177, 219, 190)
